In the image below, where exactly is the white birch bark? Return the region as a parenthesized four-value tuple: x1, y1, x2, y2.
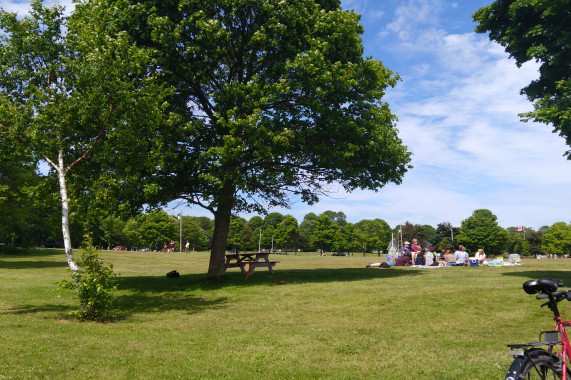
(57, 149, 78, 272)
(43, 147, 79, 274)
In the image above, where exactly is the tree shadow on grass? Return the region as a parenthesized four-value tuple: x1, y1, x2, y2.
(116, 266, 423, 293)
(2, 303, 71, 316)
(0, 248, 68, 269)
(0, 260, 67, 269)
(113, 275, 228, 318)
(502, 270, 571, 284)
(0, 248, 64, 258)
(2, 268, 420, 321)
(251, 267, 424, 285)
(112, 292, 228, 319)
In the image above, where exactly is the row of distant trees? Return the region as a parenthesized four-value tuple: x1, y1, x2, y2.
(5, 198, 568, 257)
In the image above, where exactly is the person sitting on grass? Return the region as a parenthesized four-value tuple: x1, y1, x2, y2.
(367, 254, 411, 268)
(444, 249, 455, 266)
(425, 248, 434, 266)
(411, 238, 421, 266)
(402, 241, 411, 256)
(414, 248, 425, 265)
(429, 246, 439, 266)
(454, 245, 468, 266)
(475, 248, 486, 264)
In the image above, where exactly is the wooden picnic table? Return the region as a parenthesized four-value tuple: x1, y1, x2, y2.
(224, 252, 278, 277)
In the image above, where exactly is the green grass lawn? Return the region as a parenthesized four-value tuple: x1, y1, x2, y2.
(1, 249, 570, 379)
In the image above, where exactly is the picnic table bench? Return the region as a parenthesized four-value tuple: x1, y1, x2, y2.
(224, 252, 279, 277)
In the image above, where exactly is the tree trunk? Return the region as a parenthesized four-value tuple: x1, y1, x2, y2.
(57, 149, 79, 273)
(207, 190, 234, 278)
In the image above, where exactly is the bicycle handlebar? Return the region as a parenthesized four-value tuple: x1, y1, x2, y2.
(536, 290, 569, 300)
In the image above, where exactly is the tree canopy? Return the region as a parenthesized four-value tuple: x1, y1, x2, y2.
(456, 209, 509, 255)
(474, 0, 571, 158)
(99, 0, 411, 276)
(542, 222, 571, 256)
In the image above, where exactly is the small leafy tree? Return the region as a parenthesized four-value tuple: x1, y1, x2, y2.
(59, 246, 117, 322)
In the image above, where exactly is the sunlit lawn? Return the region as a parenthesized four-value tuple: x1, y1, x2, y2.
(1, 249, 570, 379)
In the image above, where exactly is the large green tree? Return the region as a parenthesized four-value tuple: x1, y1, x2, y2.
(474, 0, 571, 158)
(0, 1, 167, 270)
(109, 0, 410, 277)
(261, 212, 285, 249)
(181, 216, 209, 251)
(137, 211, 178, 249)
(310, 214, 338, 252)
(274, 215, 300, 251)
(542, 222, 571, 256)
(456, 209, 508, 255)
(299, 213, 318, 251)
(354, 219, 391, 254)
(227, 216, 254, 251)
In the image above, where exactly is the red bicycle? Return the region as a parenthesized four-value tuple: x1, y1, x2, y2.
(505, 278, 571, 380)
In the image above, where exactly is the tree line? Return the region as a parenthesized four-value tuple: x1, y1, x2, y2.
(5, 198, 568, 257)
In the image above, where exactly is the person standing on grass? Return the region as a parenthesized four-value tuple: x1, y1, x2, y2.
(185, 240, 190, 253)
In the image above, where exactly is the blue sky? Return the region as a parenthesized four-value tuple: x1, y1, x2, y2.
(10, 0, 571, 229)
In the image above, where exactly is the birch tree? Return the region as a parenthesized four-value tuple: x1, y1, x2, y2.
(0, 0, 168, 271)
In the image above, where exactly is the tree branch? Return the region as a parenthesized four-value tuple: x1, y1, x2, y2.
(65, 103, 115, 174)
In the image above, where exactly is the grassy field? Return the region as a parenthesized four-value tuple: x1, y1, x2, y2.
(1, 249, 570, 379)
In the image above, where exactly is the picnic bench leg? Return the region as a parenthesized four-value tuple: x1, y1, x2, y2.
(260, 256, 274, 274)
(245, 262, 256, 279)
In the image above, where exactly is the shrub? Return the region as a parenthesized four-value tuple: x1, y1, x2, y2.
(58, 246, 117, 322)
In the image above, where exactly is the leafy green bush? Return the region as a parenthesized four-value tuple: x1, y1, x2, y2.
(59, 246, 117, 322)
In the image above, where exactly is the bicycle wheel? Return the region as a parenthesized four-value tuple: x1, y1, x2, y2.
(505, 350, 570, 380)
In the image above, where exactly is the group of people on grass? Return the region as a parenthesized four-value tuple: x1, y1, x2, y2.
(367, 238, 487, 268)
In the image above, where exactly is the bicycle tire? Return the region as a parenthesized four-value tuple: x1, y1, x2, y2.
(505, 350, 570, 380)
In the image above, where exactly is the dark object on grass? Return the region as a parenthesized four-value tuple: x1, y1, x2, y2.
(166, 270, 180, 278)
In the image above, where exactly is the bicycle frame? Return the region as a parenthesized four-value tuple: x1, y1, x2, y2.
(554, 316, 571, 380)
